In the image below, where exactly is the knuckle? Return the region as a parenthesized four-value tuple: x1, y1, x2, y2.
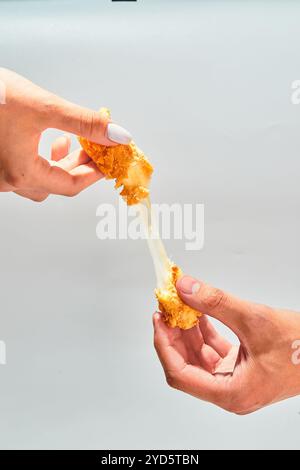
(66, 189, 79, 198)
(201, 287, 226, 311)
(5, 170, 30, 188)
(223, 402, 248, 415)
(79, 111, 97, 138)
(67, 188, 80, 198)
(64, 177, 82, 197)
(71, 186, 81, 198)
(41, 96, 59, 113)
(219, 388, 255, 415)
(38, 95, 61, 123)
(227, 404, 253, 416)
(247, 305, 273, 330)
(31, 194, 48, 203)
(165, 373, 179, 389)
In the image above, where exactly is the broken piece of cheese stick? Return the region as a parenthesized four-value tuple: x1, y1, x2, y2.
(156, 264, 202, 330)
(78, 108, 201, 330)
(79, 108, 153, 206)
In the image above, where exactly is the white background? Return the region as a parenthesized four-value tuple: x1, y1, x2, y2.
(0, 0, 300, 450)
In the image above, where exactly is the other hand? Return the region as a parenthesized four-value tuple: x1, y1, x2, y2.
(153, 275, 300, 414)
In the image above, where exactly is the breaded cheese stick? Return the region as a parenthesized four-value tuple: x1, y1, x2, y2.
(79, 109, 201, 329)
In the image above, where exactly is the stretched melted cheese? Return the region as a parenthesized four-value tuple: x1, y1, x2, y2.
(79, 109, 201, 329)
(139, 202, 202, 330)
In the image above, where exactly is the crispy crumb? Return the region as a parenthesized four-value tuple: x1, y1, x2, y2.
(78, 108, 153, 205)
(156, 263, 202, 330)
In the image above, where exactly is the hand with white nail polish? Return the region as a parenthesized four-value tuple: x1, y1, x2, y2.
(153, 275, 300, 414)
(0, 68, 131, 201)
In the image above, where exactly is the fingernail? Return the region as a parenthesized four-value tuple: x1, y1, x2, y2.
(177, 276, 201, 295)
(107, 123, 132, 144)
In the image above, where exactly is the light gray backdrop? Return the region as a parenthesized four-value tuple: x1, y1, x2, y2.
(0, 0, 300, 450)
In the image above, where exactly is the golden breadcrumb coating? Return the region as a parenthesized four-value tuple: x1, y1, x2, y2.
(156, 263, 202, 330)
(78, 108, 153, 205)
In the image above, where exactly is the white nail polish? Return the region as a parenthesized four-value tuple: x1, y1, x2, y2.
(107, 123, 132, 144)
(192, 283, 201, 294)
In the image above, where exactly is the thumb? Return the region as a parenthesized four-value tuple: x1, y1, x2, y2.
(176, 276, 254, 341)
(43, 98, 132, 146)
